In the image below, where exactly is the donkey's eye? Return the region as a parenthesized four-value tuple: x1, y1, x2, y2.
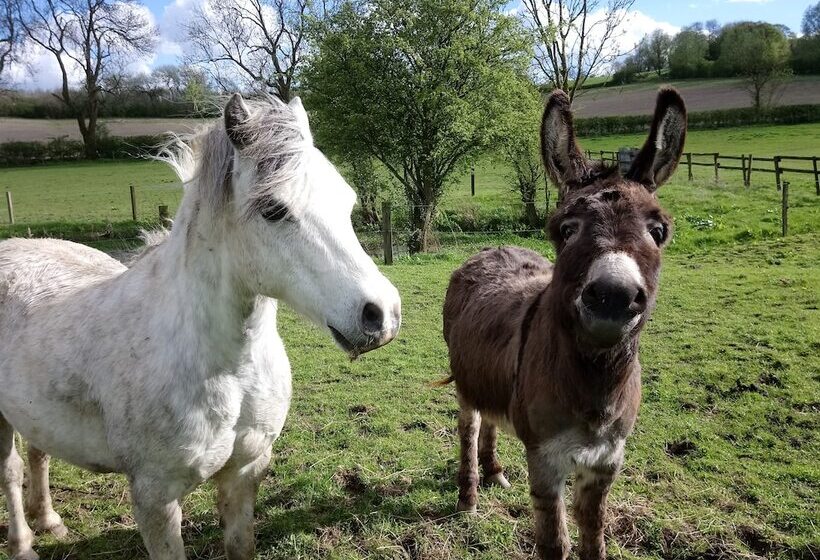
(649, 224, 666, 245)
(560, 222, 578, 241)
(260, 201, 289, 222)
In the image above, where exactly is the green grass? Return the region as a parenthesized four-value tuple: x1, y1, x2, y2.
(1, 234, 817, 560)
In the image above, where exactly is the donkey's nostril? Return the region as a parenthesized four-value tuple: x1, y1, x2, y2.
(582, 280, 642, 319)
(361, 302, 385, 334)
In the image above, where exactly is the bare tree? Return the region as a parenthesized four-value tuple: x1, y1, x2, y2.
(183, 0, 314, 100)
(0, 0, 19, 83)
(17, 0, 155, 158)
(520, 0, 636, 102)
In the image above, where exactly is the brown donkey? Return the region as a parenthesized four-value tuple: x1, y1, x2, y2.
(442, 88, 686, 560)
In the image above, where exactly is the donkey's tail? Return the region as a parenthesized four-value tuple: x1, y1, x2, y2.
(430, 374, 454, 388)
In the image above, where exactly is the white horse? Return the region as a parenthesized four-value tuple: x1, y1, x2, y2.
(0, 94, 401, 560)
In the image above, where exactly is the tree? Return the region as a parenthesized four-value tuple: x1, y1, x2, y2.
(183, 0, 314, 100)
(637, 30, 671, 76)
(306, 0, 529, 252)
(802, 1, 820, 36)
(520, 0, 636, 103)
(669, 29, 710, 78)
(717, 22, 791, 110)
(17, 0, 155, 158)
(0, 0, 18, 83)
(497, 81, 547, 228)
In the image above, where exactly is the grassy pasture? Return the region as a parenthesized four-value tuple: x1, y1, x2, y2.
(0, 122, 818, 559)
(0, 234, 817, 560)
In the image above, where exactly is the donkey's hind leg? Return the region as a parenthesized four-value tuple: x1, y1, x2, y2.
(0, 414, 38, 560)
(479, 422, 511, 489)
(456, 396, 480, 514)
(25, 447, 68, 538)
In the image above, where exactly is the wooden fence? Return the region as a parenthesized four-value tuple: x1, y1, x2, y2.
(588, 149, 820, 195)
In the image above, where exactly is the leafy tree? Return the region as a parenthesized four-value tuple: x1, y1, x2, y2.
(637, 30, 672, 76)
(669, 29, 710, 78)
(717, 22, 791, 110)
(306, 0, 529, 252)
(791, 35, 820, 74)
(802, 1, 820, 36)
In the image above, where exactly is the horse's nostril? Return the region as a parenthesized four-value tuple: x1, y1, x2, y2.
(361, 302, 385, 333)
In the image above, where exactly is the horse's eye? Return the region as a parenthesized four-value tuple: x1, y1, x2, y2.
(260, 201, 289, 222)
(649, 224, 666, 245)
(560, 222, 578, 241)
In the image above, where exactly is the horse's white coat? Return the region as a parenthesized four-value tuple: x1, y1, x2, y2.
(0, 96, 400, 560)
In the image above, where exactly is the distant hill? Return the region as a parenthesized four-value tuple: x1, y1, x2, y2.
(572, 76, 820, 118)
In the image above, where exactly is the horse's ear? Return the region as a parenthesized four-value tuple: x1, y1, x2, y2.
(288, 96, 313, 145)
(540, 90, 593, 198)
(225, 93, 250, 149)
(626, 88, 687, 192)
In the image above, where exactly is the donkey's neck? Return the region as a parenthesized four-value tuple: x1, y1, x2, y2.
(130, 194, 256, 378)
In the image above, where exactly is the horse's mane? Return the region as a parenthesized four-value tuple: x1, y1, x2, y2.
(153, 96, 309, 215)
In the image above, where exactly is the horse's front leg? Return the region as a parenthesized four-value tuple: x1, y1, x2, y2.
(573, 463, 619, 560)
(526, 448, 570, 560)
(25, 447, 68, 538)
(130, 476, 185, 560)
(214, 448, 271, 560)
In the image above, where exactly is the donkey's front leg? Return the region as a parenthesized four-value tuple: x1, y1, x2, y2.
(573, 465, 617, 560)
(214, 448, 271, 560)
(130, 476, 185, 560)
(526, 448, 569, 560)
(456, 396, 480, 513)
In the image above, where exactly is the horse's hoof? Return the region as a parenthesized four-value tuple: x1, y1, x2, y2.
(11, 550, 40, 560)
(46, 523, 69, 539)
(486, 472, 511, 489)
(456, 500, 477, 514)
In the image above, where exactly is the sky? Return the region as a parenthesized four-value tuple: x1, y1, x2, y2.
(9, 0, 815, 90)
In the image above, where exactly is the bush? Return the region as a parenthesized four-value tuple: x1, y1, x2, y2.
(575, 104, 820, 136)
(0, 134, 166, 166)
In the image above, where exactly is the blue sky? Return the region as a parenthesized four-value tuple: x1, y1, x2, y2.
(13, 0, 814, 89)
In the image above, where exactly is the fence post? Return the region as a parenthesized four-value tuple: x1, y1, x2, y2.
(781, 181, 789, 236)
(5, 191, 13, 225)
(713, 153, 719, 182)
(470, 166, 475, 197)
(158, 205, 171, 228)
(813, 156, 819, 196)
(686, 153, 693, 181)
(381, 201, 393, 265)
(747, 154, 753, 186)
(741, 155, 747, 188)
(130, 185, 138, 221)
(774, 156, 782, 191)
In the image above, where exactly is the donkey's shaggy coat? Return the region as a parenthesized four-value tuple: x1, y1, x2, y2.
(443, 88, 687, 560)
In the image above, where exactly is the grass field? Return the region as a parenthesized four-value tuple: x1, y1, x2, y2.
(0, 123, 818, 559)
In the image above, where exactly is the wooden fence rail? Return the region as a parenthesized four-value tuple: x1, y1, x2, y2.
(587, 149, 819, 195)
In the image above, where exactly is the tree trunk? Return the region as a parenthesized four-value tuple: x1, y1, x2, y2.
(408, 202, 435, 254)
(523, 200, 540, 229)
(80, 120, 98, 160)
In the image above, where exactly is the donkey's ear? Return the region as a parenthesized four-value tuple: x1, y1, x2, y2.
(540, 90, 593, 198)
(288, 96, 313, 145)
(224, 93, 250, 149)
(626, 88, 687, 192)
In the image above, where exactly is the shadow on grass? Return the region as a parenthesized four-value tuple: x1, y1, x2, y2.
(33, 469, 458, 559)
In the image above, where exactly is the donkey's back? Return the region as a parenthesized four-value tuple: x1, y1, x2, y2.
(443, 246, 552, 413)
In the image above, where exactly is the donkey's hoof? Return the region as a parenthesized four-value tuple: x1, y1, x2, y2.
(33, 514, 69, 539)
(456, 500, 477, 514)
(486, 472, 511, 489)
(44, 522, 69, 539)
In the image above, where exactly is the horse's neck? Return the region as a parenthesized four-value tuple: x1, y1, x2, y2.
(538, 288, 640, 418)
(130, 207, 257, 378)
